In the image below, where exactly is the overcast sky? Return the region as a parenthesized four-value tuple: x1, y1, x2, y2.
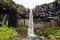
(13, 0, 54, 9)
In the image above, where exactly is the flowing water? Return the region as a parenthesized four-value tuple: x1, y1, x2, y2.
(28, 9, 44, 40)
(28, 9, 36, 37)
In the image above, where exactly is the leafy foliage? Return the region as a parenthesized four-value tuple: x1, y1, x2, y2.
(0, 0, 18, 27)
(0, 25, 18, 40)
(16, 26, 28, 36)
(35, 27, 60, 36)
(2, 0, 17, 10)
(16, 26, 28, 33)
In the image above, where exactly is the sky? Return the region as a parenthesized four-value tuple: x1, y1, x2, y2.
(13, 0, 54, 9)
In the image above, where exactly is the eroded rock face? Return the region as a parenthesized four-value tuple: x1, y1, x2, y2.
(17, 5, 30, 27)
(32, 0, 60, 28)
(33, 0, 60, 18)
(17, 5, 30, 18)
(16, 0, 60, 28)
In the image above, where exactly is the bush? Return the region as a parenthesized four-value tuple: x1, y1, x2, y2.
(35, 29, 43, 36)
(35, 27, 60, 40)
(16, 26, 28, 36)
(16, 26, 28, 33)
(35, 27, 60, 36)
(0, 25, 18, 40)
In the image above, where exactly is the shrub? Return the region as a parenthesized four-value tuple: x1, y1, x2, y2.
(35, 29, 44, 36)
(16, 26, 28, 36)
(16, 26, 28, 33)
(35, 27, 60, 36)
(0, 25, 18, 40)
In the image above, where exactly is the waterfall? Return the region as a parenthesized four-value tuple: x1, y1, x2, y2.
(28, 9, 36, 37)
(28, 9, 44, 40)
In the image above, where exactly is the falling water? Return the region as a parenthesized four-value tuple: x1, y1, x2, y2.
(28, 9, 36, 37)
(28, 9, 44, 40)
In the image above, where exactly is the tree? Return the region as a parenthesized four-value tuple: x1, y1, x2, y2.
(0, 0, 17, 27)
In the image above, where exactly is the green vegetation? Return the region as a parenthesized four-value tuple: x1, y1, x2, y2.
(16, 26, 28, 37)
(35, 27, 60, 40)
(0, 0, 17, 10)
(0, 25, 18, 40)
(0, 0, 60, 40)
(35, 27, 60, 35)
(15, 26, 60, 40)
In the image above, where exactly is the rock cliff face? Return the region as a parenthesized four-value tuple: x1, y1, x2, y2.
(33, 0, 60, 28)
(17, 4, 30, 26)
(33, 0, 60, 19)
(17, 0, 60, 28)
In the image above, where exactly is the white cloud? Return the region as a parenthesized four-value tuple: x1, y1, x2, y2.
(13, 0, 54, 9)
